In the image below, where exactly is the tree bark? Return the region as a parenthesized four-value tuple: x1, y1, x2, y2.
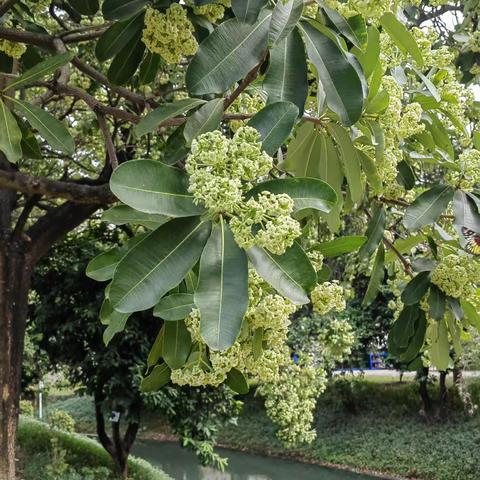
(417, 366, 433, 416)
(0, 241, 33, 480)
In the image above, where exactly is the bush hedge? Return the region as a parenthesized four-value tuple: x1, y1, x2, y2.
(18, 417, 172, 480)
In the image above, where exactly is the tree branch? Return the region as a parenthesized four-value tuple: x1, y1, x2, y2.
(0, 169, 114, 204)
(96, 113, 118, 169)
(0, 0, 19, 17)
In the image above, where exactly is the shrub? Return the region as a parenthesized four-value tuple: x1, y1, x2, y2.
(49, 409, 76, 433)
(19, 400, 34, 417)
(18, 417, 172, 480)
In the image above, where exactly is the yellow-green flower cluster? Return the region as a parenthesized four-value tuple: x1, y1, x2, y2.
(467, 31, 480, 53)
(302, 3, 319, 18)
(227, 92, 265, 132)
(318, 319, 355, 363)
(398, 103, 425, 138)
(231, 192, 301, 254)
(446, 149, 480, 191)
(187, 0, 231, 23)
(258, 361, 327, 445)
(0, 39, 26, 59)
(311, 281, 346, 315)
(323, 0, 414, 20)
(431, 254, 480, 299)
(142, 4, 198, 64)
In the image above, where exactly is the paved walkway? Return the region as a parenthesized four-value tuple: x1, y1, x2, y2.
(333, 369, 480, 380)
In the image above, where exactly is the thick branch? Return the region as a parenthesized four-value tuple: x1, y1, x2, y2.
(0, 169, 114, 204)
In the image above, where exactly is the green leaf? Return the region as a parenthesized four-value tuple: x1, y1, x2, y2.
(183, 98, 224, 146)
(102, 0, 148, 20)
(428, 285, 446, 321)
(300, 21, 365, 126)
(322, 6, 362, 49)
(103, 310, 130, 345)
(110, 160, 205, 217)
(380, 12, 423, 68)
(358, 150, 382, 194)
(102, 204, 168, 230)
(232, 0, 268, 23)
(247, 242, 316, 305)
(141, 364, 171, 392)
(269, 0, 303, 45)
(358, 206, 385, 259)
(396, 160, 415, 190)
(429, 320, 450, 371)
(107, 35, 145, 86)
(248, 101, 298, 155)
(4, 52, 74, 91)
(196, 218, 249, 351)
(403, 185, 454, 231)
(226, 368, 249, 394)
(453, 190, 480, 233)
(163, 320, 192, 370)
(186, 15, 270, 95)
(252, 327, 264, 359)
(135, 98, 206, 137)
(110, 217, 211, 313)
(153, 293, 195, 321)
(17, 118, 42, 160)
(362, 244, 384, 306)
(147, 327, 165, 368)
(67, 0, 99, 15)
(138, 52, 161, 85)
(95, 13, 144, 62)
(0, 99, 22, 163)
(398, 312, 427, 363)
(388, 305, 419, 356)
(354, 25, 380, 78)
(11, 98, 74, 155)
(314, 236, 367, 257)
(246, 177, 337, 213)
(327, 123, 363, 204)
(284, 123, 319, 176)
(461, 300, 480, 330)
(86, 247, 123, 282)
(264, 29, 308, 115)
(401, 271, 431, 305)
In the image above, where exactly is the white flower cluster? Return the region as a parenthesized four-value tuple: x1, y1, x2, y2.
(446, 149, 480, 191)
(227, 92, 265, 132)
(318, 318, 355, 363)
(311, 281, 346, 315)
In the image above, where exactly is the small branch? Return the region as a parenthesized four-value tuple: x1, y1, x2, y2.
(12, 194, 40, 238)
(382, 234, 413, 276)
(97, 113, 118, 169)
(0, 169, 115, 204)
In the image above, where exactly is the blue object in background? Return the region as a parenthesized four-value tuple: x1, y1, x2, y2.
(369, 352, 387, 369)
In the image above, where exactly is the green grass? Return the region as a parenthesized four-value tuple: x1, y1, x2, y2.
(218, 379, 480, 480)
(18, 416, 172, 480)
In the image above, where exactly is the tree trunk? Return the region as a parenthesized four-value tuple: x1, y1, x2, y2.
(438, 371, 448, 419)
(417, 366, 432, 416)
(0, 242, 33, 480)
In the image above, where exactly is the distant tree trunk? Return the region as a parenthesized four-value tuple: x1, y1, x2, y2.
(95, 391, 141, 479)
(438, 371, 448, 418)
(0, 243, 32, 480)
(418, 366, 433, 416)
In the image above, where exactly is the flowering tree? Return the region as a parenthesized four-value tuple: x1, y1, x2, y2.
(0, 0, 479, 478)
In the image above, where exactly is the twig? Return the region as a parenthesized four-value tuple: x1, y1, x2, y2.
(96, 112, 118, 170)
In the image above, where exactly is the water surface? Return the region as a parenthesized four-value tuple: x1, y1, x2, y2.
(133, 440, 381, 480)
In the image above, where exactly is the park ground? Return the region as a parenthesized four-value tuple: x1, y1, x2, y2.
(42, 372, 480, 480)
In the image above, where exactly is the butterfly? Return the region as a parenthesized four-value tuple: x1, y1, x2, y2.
(461, 227, 480, 255)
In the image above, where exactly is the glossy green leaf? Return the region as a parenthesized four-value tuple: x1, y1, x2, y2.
(103, 310, 130, 345)
(246, 177, 337, 213)
(107, 35, 145, 85)
(362, 244, 385, 306)
(67, 0, 99, 15)
(17, 118, 42, 159)
(401, 271, 431, 306)
(398, 312, 427, 363)
(95, 13, 144, 61)
(102, 204, 168, 229)
(314, 236, 367, 257)
(186, 15, 271, 95)
(453, 190, 480, 233)
(163, 320, 192, 370)
(380, 12, 423, 67)
(110, 160, 205, 217)
(248, 101, 298, 155)
(359, 206, 385, 259)
(323, 6, 362, 49)
(197, 218, 249, 351)
(183, 98, 224, 146)
(11, 98, 74, 155)
(300, 21, 365, 126)
(284, 123, 321, 177)
(226, 368, 250, 394)
(141, 364, 171, 392)
(428, 285, 446, 321)
(153, 293, 195, 321)
(461, 300, 480, 330)
(4, 52, 74, 91)
(269, 0, 303, 45)
(86, 247, 123, 282)
(147, 327, 165, 368)
(247, 242, 316, 305)
(110, 217, 211, 313)
(232, 0, 268, 23)
(403, 184, 454, 231)
(102, 0, 148, 20)
(388, 305, 419, 356)
(353, 25, 380, 78)
(0, 99, 22, 163)
(396, 160, 415, 190)
(327, 123, 363, 204)
(264, 29, 308, 115)
(139, 52, 161, 85)
(135, 98, 206, 137)
(358, 150, 382, 194)
(429, 320, 450, 371)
